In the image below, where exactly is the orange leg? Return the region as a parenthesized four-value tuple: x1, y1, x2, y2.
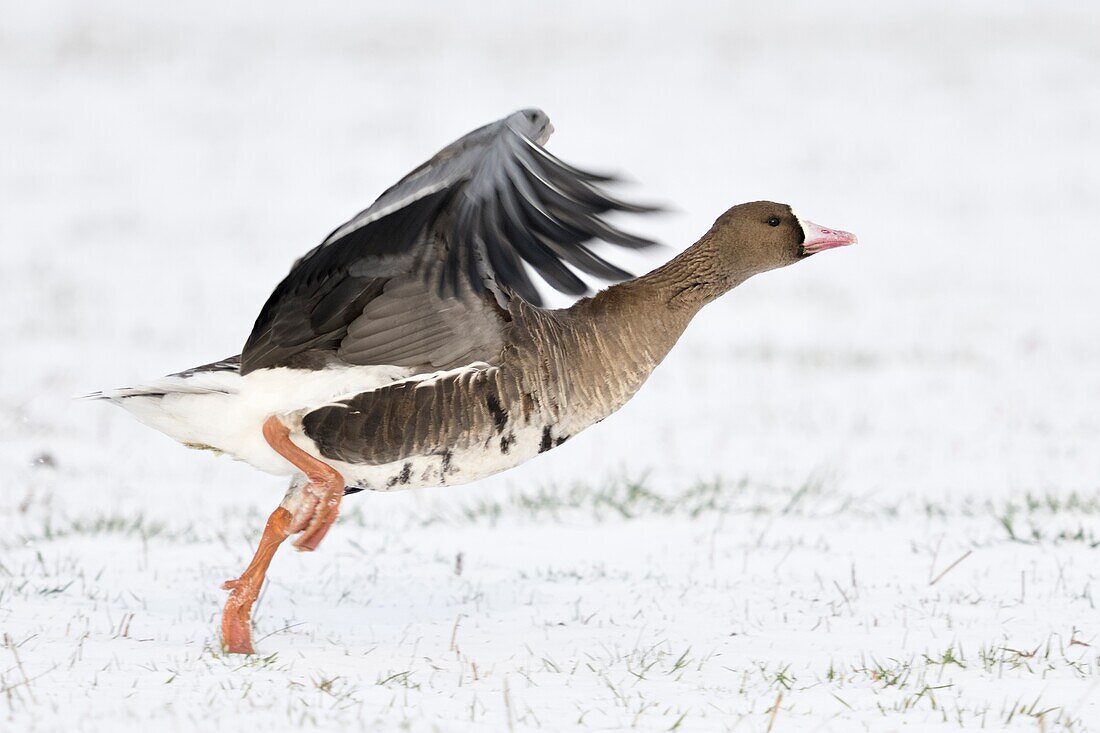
(221, 506, 291, 654)
(219, 416, 346, 654)
(260, 416, 346, 552)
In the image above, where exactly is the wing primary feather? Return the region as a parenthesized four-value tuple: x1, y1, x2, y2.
(529, 152, 661, 216)
(496, 183, 588, 295)
(546, 200, 657, 249)
(534, 233, 634, 281)
(481, 199, 542, 305)
(513, 133, 616, 182)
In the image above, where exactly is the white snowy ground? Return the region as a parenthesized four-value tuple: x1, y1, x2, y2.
(2, 1, 1100, 731)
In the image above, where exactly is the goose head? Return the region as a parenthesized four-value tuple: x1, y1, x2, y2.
(705, 201, 857, 279)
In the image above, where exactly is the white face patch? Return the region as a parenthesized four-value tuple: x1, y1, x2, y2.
(789, 207, 809, 244)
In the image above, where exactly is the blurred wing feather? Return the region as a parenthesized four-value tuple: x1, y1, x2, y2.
(240, 113, 656, 374)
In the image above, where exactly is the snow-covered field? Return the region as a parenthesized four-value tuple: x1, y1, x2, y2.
(3, 1, 1099, 730)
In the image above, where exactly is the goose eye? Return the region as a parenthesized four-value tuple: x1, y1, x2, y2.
(767, 217, 781, 227)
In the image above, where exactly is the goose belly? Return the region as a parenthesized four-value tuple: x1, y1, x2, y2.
(321, 420, 562, 491)
(290, 362, 597, 492)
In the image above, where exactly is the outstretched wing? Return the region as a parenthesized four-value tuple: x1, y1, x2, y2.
(240, 109, 657, 375)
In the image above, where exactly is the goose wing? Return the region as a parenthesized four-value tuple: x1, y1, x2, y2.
(240, 108, 657, 375)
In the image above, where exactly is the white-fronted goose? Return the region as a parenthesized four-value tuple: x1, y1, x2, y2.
(93, 109, 856, 654)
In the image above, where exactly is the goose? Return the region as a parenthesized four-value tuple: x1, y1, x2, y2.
(92, 109, 856, 654)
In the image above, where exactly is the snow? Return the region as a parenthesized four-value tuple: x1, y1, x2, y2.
(2, 1, 1100, 730)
